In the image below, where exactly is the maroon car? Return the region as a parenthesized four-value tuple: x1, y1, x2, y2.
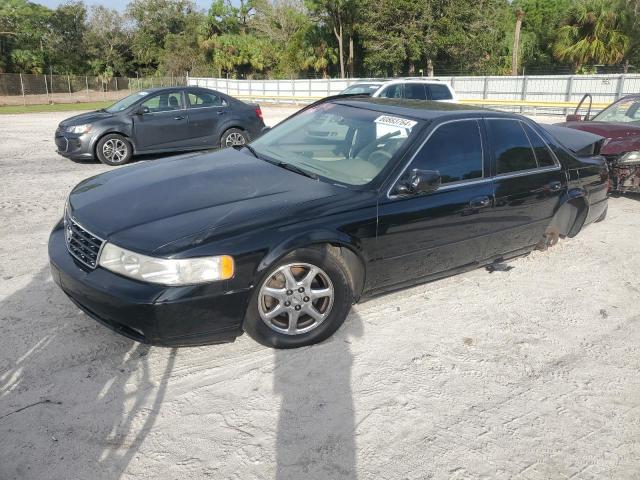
(561, 94, 640, 193)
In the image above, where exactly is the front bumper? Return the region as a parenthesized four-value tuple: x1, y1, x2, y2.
(48, 221, 249, 346)
(55, 130, 95, 160)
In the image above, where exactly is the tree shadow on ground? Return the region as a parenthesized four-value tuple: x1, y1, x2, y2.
(0, 266, 175, 480)
(273, 312, 364, 480)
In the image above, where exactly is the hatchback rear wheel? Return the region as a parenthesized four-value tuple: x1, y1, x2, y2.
(220, 128, 248, 148)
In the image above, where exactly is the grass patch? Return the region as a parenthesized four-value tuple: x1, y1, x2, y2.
(0, 102, 112, 114)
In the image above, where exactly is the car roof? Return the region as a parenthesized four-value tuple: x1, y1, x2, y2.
(328, 96, 515, 121)
(380, 78, 447, 86)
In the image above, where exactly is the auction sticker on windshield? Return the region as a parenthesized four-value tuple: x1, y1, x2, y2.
(374, 115, 417, 130)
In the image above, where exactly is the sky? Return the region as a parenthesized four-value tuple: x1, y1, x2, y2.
(34, 0, 214, 12)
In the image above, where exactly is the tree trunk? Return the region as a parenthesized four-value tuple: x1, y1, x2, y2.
(512, 9, 524, 76)
(348, 35, 354, 78)
(427, 58, 434, 77)
(333, 20, 345, 78)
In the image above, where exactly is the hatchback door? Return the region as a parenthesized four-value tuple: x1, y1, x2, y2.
(482, 118, 566, 258)
(185, 89, 228, 146)
(133, 90, 190, 151)
(370, 119, 495, 290)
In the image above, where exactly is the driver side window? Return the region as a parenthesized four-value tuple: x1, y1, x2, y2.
(141, 92, 183, 113)
(409, 120, 484, 184)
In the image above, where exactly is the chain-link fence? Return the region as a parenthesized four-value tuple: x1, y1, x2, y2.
(0, 73, 187, 106)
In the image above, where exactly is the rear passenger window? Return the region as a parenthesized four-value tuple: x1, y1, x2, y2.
(188, 91, 226, 108)
(410, 120, 483, 184)
(429, 84, 452, 100)
(489, 120, 537, 174)
(403, 84, 427, 100)
(522, 123, 556, 167)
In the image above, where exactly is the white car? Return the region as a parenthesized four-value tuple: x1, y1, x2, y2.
(341, 79, 457, 102)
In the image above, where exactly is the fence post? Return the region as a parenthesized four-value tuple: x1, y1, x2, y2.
(292, 78, 296, 105)
(309, 78, 312, 101)
(85, 76, 89, 99)
(327, 78, 331, 97)
(67, 75, 72, 99)
(44, 75, 50, 103)
(520, 76, 528, 114)
(115, 77, 118, 91)
(19, 73, 26, 106)
(482, 76, 489, 100)
(616, 74, 626, 100)
(564, 76, 574, 116)
(249, 78, 252, 101)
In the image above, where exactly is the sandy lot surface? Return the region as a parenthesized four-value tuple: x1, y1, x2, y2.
(1, 107, 639, 480)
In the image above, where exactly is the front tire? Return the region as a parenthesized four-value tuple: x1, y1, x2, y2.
(96, 134, 133, 166)
(243, 247, 354, 349)
(220, 128, 248, 149)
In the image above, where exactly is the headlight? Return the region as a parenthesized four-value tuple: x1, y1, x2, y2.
(98, 242, 234, 285)
(66, 124, 92, 134)
(619, 151, 640, 165)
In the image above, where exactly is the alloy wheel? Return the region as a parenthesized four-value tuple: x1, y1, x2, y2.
(225, 132, 246, 147)
(102, 138, 128, 163)
(258, 263, 334, 335)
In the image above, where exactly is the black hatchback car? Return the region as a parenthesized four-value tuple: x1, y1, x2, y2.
(49, 96, 608, 349)
(55, 86, 265, 165)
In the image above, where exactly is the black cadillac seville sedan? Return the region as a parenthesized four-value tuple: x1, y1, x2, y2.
(49, 96, 609, 348)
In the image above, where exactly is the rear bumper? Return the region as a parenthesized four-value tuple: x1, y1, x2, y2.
(48, 221, 248, 346)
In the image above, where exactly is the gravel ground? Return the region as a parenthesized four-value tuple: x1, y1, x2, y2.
(1, 107, 639, 480)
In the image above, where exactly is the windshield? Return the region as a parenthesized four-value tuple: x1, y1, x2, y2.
(250, 103, 420, 186)
(593, 98, 640, 123)
(104, 91, 153, 113)
(341, 84, 381, 95)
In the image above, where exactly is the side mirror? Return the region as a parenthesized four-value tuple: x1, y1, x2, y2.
(136, 105, 150, 115)
(395, 169, 441, 196)
(565, 114, 582, 122)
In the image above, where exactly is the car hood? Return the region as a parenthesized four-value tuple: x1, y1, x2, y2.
(68, 149, 356, 255)
(58, 110, 113, 127)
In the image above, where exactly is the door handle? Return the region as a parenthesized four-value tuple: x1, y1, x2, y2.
(545, 181, 562, 192)
(469, 196, 492, 209)
(217, 110, 227, 115)
(173, 115, 185, 120)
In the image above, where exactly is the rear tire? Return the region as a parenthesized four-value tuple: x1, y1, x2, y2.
(243, 246, 353, 349)
(96, 134, 133, 166)
(220, 128, 248, 149)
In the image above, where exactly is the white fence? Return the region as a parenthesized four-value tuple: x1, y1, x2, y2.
(189, 74, 640, 116)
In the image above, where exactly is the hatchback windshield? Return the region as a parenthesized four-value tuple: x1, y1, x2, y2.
(593, 97, 640, 123)
(104, 91, 153, 113)
(250, 103, 420, 186)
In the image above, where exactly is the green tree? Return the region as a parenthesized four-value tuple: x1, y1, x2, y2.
(127, 0, 196, 72)
(553, 0, 629, 71)
(45, 2, 88, 73)
(85, 6, 133, 76)
(0, 0, 50, 73)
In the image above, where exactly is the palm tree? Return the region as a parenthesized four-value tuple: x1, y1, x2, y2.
(553, 0, 629, 72)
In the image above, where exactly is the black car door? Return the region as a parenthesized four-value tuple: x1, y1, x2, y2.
(185, 89, 228, 145)
(370, 119, 495, 290)
(133, 90, 190, 150)
(482, 118, 566, 258)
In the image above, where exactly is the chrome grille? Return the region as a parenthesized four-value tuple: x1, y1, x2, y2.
(65, 216, 104, 269)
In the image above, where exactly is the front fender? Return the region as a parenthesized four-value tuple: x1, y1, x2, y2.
(257, 229, 364, 273)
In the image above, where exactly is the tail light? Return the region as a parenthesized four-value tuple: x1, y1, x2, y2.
(255, 107, 263, 121)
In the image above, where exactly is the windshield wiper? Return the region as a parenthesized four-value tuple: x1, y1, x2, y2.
(239, 144, 260, 158)
(260, 156, 318, 180)
(276, 162, 319, 180)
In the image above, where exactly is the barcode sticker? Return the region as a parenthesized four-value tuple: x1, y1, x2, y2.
(374, 115, 417, 130)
